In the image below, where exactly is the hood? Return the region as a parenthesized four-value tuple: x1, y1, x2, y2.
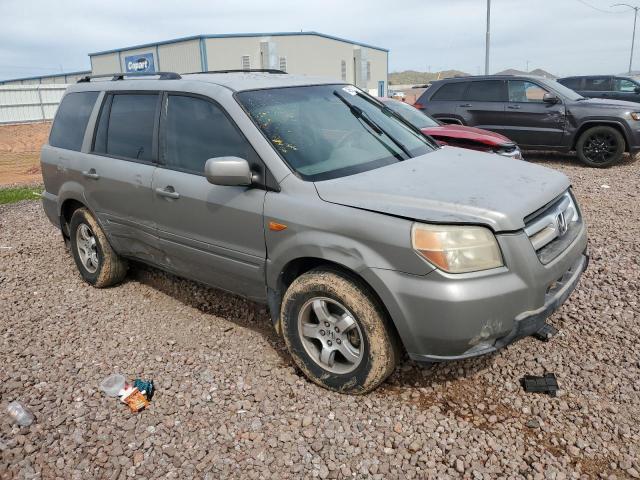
(314, 147, 570, 232)
(421, 124, 513, 147)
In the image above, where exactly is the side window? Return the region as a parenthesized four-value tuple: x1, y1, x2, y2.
(93, 93, 159, 161)
(431, 82, 467, 101)
(464, 81, 506, 102)
(613, 78, 637, 92)
(508, 80, 547, 102)
(584, 77, 611, 91)
(162, 94, 255, 174)
(559, 78, 582, 90)
(49, 91, 99, 151)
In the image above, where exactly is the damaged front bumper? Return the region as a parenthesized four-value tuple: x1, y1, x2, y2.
(411, 251, 588, 362)
(366, 223, 588, 362)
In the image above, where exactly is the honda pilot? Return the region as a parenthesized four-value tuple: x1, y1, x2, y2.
(41, 71, 588, 393)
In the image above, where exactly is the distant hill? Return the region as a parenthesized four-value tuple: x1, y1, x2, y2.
(389, 70, 470, 85)
(494, 68, 557, 79)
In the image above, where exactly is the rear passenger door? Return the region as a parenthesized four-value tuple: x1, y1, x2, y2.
(82, 91, 162, 263)
(152, 92, 267, 300)
(502, 80, 565, 147)
(455, 80, 508, 135)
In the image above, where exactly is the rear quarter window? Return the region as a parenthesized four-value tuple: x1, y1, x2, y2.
(49, 91, 99, 151)
(430, 82, 467, 101)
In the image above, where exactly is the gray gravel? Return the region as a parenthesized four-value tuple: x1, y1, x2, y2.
(1, 153, 639, 479)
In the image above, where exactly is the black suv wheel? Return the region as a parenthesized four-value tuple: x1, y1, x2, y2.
(576, 126, 625, 167)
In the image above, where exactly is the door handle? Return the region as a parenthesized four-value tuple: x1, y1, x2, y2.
(507, 105, 521, 110)
(155, 186, 180, 199)
(458, 103, 472, 107)
(82, 169, 99, 180)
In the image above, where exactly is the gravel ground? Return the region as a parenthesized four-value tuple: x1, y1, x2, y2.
(1, 154, 639, 479)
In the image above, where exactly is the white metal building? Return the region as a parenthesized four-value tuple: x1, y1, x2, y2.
(89, 32, 388, 96)
(1, 32, 389, 96)
(0, 70, 90, 86)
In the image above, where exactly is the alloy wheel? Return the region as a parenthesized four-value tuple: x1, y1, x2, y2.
(583, 132, 618, 164)
(75, 223, 99, 273)
(297, 297, 364, 374)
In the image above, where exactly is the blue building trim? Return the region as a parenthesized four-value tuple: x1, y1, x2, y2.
(88, 31, 388, 57)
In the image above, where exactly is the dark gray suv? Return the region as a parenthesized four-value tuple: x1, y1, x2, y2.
(416, 75, 640, 167)
(41, 71, 588, 393)
(558, 75, 640, 103)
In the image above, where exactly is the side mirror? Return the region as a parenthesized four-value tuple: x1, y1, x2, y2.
(543, 93, 560, 104)
(204, 157, 253, 186)
(634, 86, 640, 94)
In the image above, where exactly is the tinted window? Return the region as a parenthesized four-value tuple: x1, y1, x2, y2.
(584, 77, 611, 91)
(93, 93, 158, 161)
(49, 92, 99, 151)
(508, 80, 547, 102)
(613, 78, 638, 92)
(464, 81, 505, 101)
(431, 82, 467, 101)
(559, 78, 582, 90)
(163, 95, 254, 174)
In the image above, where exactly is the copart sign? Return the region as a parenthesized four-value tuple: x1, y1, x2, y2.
(124, 53, 155, 73)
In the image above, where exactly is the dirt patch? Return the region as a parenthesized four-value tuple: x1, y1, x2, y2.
(0, 122, 50, 186)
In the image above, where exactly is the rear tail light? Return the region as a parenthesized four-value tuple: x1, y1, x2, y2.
(413, 102, 425, 109)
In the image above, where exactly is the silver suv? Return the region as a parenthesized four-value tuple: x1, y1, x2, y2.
(41, 71, 588, 393)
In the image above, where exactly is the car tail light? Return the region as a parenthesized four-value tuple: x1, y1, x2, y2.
(413, 102, 425, 109)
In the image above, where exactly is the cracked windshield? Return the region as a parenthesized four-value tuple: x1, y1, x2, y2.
(237, 84, 434, 180)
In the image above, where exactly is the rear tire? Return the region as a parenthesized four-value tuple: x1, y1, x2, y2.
(69, 208, 127, 288)
(576, 126, 625, 167)
(281, 268, 399, 394)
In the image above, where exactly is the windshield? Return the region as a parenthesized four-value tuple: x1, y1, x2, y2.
(542, 78, 585, 101)
(237, 84, 434, 181)
(383, 100, 439, 129)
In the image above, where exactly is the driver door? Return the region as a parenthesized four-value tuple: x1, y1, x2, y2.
(152, 92, 267, 300)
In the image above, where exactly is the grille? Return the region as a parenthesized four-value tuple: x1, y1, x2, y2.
(524, 190, 582, 264)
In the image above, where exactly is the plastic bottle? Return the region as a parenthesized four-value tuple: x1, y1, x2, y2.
(7, 401, 35, 426)
(100, 374, 126, 397)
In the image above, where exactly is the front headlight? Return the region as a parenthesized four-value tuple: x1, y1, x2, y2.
(411, 223, 504, 273)
(631, 112, 640, 121)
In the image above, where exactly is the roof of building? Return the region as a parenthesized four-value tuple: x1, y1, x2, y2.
(0, 69, 90, 84)
(88, 31, 388, 56)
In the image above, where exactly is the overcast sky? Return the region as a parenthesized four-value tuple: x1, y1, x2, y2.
(0, 0, 637, 80)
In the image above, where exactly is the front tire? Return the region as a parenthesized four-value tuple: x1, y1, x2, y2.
(281, 268, 399, 394)
(69, 208, 127, 288)
(576, 126, 625, 167)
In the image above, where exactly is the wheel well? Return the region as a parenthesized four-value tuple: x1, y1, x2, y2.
(60, 199, 85, 238)
(271, 258, 404, 352)
(573, 122, 629, 151)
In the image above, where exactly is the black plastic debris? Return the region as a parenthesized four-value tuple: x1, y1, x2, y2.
(521, 373, 559, 396)
(532, 323, 558, 342)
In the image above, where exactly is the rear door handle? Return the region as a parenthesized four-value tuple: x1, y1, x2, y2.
(155, 186, 180, 199)
(507, 105, 521, 110)
(82, 169, 99, 180)
(458, 103, 472, 107)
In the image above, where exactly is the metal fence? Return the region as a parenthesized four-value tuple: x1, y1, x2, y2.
(0, 85, 68, 124)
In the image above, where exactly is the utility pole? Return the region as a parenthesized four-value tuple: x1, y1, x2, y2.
(613, 3, 640, 74)
(485, 0, 491, 75)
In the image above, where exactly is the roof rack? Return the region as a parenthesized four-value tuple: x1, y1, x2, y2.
(77, 71, 181, 83)
(189, 69, 287, 75)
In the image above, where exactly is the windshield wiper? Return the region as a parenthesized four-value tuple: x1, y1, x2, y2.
(333, 91, 412, 158)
